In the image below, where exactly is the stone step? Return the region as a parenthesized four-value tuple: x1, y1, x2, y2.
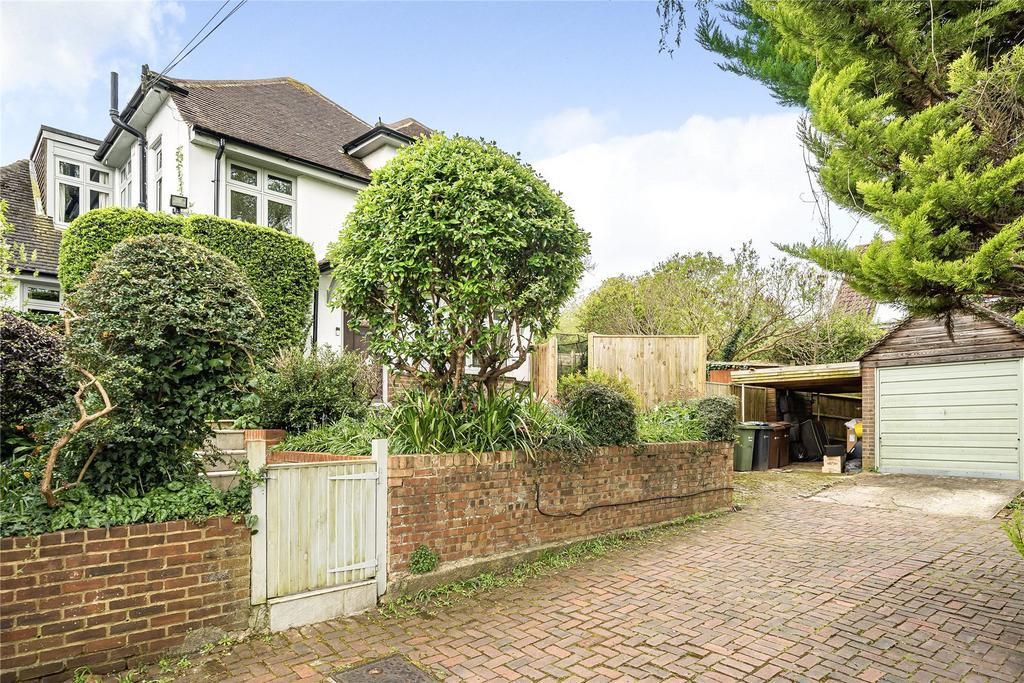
(199, 448, 247, 470)
(211, 428, 245, 452)
(204, 470, 239, 492)
(210, 419, 236, 431)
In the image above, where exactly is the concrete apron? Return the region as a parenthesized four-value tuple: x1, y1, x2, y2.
(810, 473, 1024, 520)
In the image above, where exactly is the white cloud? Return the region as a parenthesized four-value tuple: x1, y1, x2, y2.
(529, 107, 615, 155)
(533, 113, 878, 291)
(0, 1, 185, 96)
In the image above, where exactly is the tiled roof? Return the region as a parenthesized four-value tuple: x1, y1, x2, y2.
(165, 77, 376, 181)
(388, 118, 432, 140)
(832, 281, 877, 317)
(1, 160, 61, 276)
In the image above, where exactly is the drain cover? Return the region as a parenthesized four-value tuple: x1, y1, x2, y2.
(330, 655, 438, 682)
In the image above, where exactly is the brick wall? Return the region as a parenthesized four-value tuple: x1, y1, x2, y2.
(0, 517, 250, 682)
(388, 441, 732, 573)
(861, 365, 876, 470)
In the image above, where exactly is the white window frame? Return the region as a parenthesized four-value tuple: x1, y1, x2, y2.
(54, 155, 112, 226)
(225, 160, 296, 233)
(119, 155, 133, 208)
(20, 281, 62, 315)
(151, 137, 163, 212)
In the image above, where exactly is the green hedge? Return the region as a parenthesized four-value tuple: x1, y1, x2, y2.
(58, 208, 319, 353)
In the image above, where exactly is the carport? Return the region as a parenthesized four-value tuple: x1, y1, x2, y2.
(731, 362, 863, 467)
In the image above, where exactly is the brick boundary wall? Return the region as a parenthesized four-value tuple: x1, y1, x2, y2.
(0, 517, 250, 683)
(861, 365, 876, 470)
(388, 441, 732, 574)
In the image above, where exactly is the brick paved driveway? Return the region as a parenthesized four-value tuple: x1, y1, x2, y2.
(174, 475, 1024, 683)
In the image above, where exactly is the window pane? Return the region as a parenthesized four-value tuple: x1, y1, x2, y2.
(26, 287, 59, 302)
(230, 164, 258, 186)
(89, 168, 109, 184)
(89, 189, 109, 210)
(267, 200, 293, 232)
(58, 161, 80, 178)
(267, 174, 293, 196)
(121, 183, 131, 207)
(60, 184, 80, 222)
(155, 179, 162, 211)
(230, 191, 258, 223)
(155, 150, 162, 171)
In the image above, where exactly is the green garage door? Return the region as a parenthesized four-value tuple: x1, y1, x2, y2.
(877, 359, 1023, 479)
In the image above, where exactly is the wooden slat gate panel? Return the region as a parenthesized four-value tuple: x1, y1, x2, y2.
(261, 444, 387, 600)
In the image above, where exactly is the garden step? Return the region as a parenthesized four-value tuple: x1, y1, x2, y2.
(209, 419, 236, 431)
(200, 448, 247, 470)
(204, 470, 239, 492)
(206, 429, 245, 452)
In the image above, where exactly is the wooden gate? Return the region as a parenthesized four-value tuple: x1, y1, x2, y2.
(249, 438, 388, 630)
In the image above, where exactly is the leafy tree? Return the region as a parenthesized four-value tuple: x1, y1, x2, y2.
(662, 1, 1024, 320)
(41, 235, 262, 502)
(773, 311, 884, 366)
(577, 244, 872, 362)
(0, 200, 15, 300)
(329, 134, 590, 394)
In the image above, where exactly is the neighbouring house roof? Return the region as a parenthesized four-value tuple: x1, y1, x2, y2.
(1, 160, 62, 277)
(832, 281, 877, 317)
(858, 303, 1024, 361)
(388, 118, 432, 140)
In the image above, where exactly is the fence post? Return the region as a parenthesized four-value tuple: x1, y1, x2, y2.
(247, 434, 268, 606)
(373, 438, 389, 598)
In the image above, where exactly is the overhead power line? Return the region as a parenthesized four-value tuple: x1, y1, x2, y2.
(146, 0, 247, 90)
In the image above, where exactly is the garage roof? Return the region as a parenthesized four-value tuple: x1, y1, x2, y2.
(730, 361, 862, 393)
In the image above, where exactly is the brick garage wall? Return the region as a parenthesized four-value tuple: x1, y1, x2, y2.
(388, 441, 732, 573)
(861, 365, 876, 470)
(0, 517, 250, 683)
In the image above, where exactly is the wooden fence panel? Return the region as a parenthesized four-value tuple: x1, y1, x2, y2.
(531, 337, 558, 401)
(588, 334, 707, 409)
(706, 382, 768, 422)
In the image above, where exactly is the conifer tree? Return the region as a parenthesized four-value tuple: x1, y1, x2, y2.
(664, 1, 1024, 318)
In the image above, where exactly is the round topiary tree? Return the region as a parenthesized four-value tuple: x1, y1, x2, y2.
(329, 134, 590, 395)
(42, 234, 263, 502)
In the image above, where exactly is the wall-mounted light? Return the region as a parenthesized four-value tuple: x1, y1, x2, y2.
(169, 194, 188, 213)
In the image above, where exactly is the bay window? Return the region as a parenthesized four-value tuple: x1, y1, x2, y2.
(225, 162, 295, 232)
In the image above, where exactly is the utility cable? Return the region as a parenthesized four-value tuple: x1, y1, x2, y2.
(534, 481, 734, 519)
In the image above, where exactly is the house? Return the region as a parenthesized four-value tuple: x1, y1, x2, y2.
(1, 66, 430, 352)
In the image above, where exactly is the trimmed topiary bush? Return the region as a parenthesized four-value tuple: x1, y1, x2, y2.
(0, 313, 72, 452)
(557, 370, 640, 408)
(60, 234, 263, 494)
(184, 215, 319, 355)
(689, 395, 738, 442)
(57, 208, 184, 292)
(58, 208, 318, 354)
(250, 345, 374, 433)
(565, 383, 638, 447)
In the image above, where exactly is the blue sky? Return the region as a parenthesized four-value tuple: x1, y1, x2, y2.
(1, 1, 872, 288)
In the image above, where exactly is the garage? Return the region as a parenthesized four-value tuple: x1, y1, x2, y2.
(862, 306, 1024, 481)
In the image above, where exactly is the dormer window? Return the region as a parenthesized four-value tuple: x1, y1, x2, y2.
(55, 156, 111, 225)
(226, 161, 295, 232)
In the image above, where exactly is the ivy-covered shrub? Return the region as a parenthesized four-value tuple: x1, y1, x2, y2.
(689, 395, 738, 442)
(0, 313, 72, 457)
(61, 234, 262, 494)
(251, 346, 373, 433)
(564, 383, 638, 447)
(58, 208, 318, 354)
(0, 467, 257, 537)
(557, 370, 640, 408)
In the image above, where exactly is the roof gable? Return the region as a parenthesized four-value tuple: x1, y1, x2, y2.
(859, 304, 1024, 362)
